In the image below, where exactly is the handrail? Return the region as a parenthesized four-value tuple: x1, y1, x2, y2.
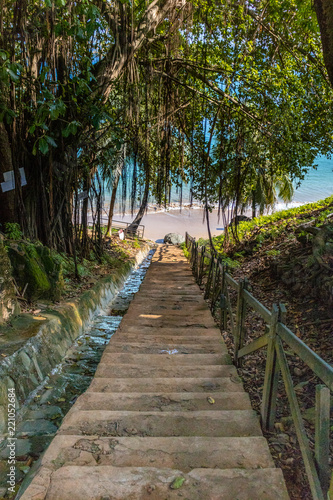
(185, 231, 332, 500)
(277, 323, 333, 390)
(104, 219, 145, 239)
(92, 217, 145, 239)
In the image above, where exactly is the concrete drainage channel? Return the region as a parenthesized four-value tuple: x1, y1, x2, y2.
(0, 249, 155, 499)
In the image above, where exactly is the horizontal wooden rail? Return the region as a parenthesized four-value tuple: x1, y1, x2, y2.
(277, 323, 333, 390)
(242, 289, 272, 323)
(185, 232, 332, 500)
(238, 332, 269, 358)
(225, 273, 239, 291)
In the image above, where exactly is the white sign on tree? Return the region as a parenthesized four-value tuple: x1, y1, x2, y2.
(1, 168, 27, 193)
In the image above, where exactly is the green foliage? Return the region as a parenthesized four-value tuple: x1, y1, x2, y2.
(4, 223, 23, 240)
(265, 249, 281, 257)
(212, 195, 333, 255)
(221, 256, 241, 268)
(131, 238, 141, 249)
(180, 242, 191, 259)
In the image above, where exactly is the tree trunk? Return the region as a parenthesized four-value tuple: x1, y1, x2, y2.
(127, 171, 149, 233)
(81, 172, 92, 257)
(314, 0, 333, 87)
(0, 123, 16, 228)
(106, 171, 121, 237)
(252, 190, 256, 219)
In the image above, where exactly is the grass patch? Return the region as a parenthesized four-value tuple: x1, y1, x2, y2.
(211, 195, 333, 258)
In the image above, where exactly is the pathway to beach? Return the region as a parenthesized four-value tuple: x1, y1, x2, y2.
(21, 245, 289, 499)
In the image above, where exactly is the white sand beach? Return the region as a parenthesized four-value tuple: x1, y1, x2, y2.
(110, 208, 233, 242)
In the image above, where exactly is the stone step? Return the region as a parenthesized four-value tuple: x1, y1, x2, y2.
(58, 409, 262, 437)
(71, 392, 252, 412)
(132, 296, 204, 304)
(109, 331, 222, 341)
(22, 466, 288, 500)
(88, 376, 242, 393)
(139, 283, 198, 290)
(39, 435, 274, 471)
(98, 353, 225, 365)
(128, 301, 207, 308)
(104, 342, 228, 355)
(148, 268, 191, 273)
(150, 262, 189, 266)
(119, 321, 217, 330)
(95, 364, 237, 379)
(123, 316, 215, 326)
(116, 325, 219, 335)
(109, 334, 224, 345)
(139, 281, 196, 286)
(136, 290, 203, 296)
(147, 269, 192, 274)
(130, 302, 205, 310)
(124, 308, 212, 319)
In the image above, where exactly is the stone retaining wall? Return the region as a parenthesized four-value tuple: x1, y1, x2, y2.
(0, 245, 151, 436)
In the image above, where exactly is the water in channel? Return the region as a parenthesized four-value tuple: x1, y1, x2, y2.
(0, 249, 155, 496)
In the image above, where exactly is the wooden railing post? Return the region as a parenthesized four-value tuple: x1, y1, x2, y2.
(220, 263, 227, 330)
(204, 255, 214, 300)
(275, 338, 325, 500)
(194, 242, 199, 279)
(195, 245, 199, 281)
(234, 279, 247, 366)
(198, 247, 205, 286)
(210, 257, 221, 311)
(315, 385, 330, 494)
(261, 303, 279, 431)
(220, 294, 227, 331)
(190, 238, 196, 268)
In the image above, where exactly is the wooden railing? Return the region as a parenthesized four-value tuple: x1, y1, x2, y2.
(111, 220, 145, 239)
(185, 232, 332, 500)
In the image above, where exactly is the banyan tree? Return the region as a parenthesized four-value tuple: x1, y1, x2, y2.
(1, 0, 333, 254)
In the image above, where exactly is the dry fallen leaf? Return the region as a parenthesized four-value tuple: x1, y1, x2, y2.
(207, 397, 215, 404)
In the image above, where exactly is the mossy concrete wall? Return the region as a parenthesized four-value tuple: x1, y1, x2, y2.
(6, 241, 64, 302)
(0, 239, 20, 325)
(0, 245, 150, 436)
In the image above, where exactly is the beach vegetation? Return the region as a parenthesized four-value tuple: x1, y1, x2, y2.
(210, 195, 333, 257)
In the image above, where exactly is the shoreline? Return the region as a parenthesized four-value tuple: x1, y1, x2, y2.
(105, 198, 325, 242)
(105, 206, 248, 242)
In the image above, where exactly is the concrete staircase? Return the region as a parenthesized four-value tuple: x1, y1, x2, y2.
(21, 245, 289, 499)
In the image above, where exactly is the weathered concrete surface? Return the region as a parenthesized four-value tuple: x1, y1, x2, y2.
(19, 245, 289, 499)
(87, 377, 243, 393)
(38, 435, 275, 470)
(71, 392, 252, 412)
(94, 363, 237, 378)
(21, 466, 289, 500)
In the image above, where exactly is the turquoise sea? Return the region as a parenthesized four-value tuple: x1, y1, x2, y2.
(107, 155, 333, 216)
(287, 156, 333, 206)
